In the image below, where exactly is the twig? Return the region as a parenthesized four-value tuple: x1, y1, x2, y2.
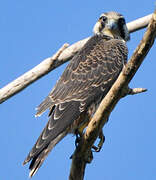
(0, 13, 153, 104)
(69, 10, 156, 180)
(127, 87, 147, 95)
(121, 87, 147, 97)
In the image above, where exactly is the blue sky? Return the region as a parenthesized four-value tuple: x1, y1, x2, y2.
(0, 1, 156, 180)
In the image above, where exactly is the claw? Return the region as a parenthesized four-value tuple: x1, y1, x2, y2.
(92, 131, 105, 152)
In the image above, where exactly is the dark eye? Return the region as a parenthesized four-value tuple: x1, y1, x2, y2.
(118, 18, 126, 25)
(100, 16, 107, 22)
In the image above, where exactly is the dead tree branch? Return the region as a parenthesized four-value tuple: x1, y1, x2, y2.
(127, 87, 147, 95)
(0, 13, 153, 104)
(127, 14, 152, 33)
(69, 11, 156, 180)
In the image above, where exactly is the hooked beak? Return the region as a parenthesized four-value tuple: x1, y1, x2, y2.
(106, 19, 117, 30)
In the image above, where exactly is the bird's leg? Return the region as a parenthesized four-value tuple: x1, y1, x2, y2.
(92, 130, 105, 152)
(75, 122, 89, 147)
(70, 128, 85, 159)
(70, 129, 82, 159)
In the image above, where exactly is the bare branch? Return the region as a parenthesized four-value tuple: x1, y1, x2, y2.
(120, 87, 147, 97)
(69, 11, 156, 180)
(127, 14, 152, 33)
(127, 87, 147, 95)
(0, 13, 153, 104)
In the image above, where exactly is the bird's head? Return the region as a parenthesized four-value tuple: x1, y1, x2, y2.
(93, 11, 130, 41)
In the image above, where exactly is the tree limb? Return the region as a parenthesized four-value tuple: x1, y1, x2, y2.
(69, 10, 156, 180)
(127, 87, 147, 95)
(0, 13, 153, 104)
(127, 14, 152, 33)
(120, 87, 147, 98)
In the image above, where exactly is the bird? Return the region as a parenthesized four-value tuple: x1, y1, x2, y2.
(23, 11, 130, 177)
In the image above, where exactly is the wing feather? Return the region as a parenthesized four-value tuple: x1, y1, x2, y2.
(36, 35, 127, 116)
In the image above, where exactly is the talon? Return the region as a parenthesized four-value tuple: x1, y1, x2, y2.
(92, 145, 100, 152)
(92, 131, 105, 152)
(98, 131, 105, 151)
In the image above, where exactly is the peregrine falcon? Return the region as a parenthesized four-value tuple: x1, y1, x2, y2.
(23, 11, 130, 177)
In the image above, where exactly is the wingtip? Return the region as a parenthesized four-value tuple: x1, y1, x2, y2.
(23, 159, 28, 166)
(35, 108, 41, 117)
(23, 155, 31, 166)
(23, 161, 26, 166)
(35, 113, 40, 118)
(35, 108, 43, 117)
(35, 109, 43, 117)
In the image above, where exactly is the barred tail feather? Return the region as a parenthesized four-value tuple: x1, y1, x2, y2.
(23, 131, 67, 178)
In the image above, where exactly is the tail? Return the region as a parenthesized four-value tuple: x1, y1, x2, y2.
(23, 101, 81, 177)
(23, 131, 67, 177)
